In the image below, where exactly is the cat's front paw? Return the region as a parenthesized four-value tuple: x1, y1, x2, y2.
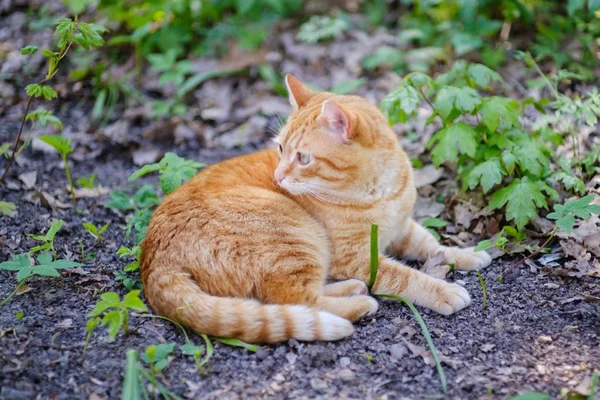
(430, 282, 471, 315)
(444, 246, 492, 271)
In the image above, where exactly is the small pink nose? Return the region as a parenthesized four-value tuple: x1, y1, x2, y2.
(274, 169, 286, 183)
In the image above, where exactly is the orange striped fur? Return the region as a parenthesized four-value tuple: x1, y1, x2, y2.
(140, 75, 491, 343)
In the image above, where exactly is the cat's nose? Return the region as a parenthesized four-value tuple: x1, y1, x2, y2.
(274, 169, 285, 184)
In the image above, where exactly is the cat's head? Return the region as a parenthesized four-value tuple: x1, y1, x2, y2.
(274, 74, 402, 203)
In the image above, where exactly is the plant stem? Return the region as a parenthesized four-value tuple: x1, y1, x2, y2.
(0, 94, 36, 182)
(62, 154, 76, 204)
(476, 270, 487, 310)
(0, 281, 25, 307)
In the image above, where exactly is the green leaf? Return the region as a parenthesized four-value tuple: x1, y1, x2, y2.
(122, 350, 141, 400)
(33, 265, 61, 277)
(36, 252, 53, 265)
(380, 83, 421, 124)
(489, 177, 552, 230)
(21, 45, 38, 55)
(41, 85, 58, 100)
(82, 222, 97, 235)
(101, 310, 123, 341)
(467, 158, 505, 193)
(16, 267, 31, 283)
(48, 259, 83, 269)
(0, 253, 31, 271)
(180, 343, 204, 357)
(434, 86, 481, 121)
(501, 151, 516, 175)
(47, 220, 64, 241)
(39, 135, 72, 156)
(510, 139, 549, 178)
(214, 337, 259, 352)
(554, 171, 586, 195)
(98, 223, 110, 235)
(422, 218, 448, 228)
(474, 240, 493, 252)
(479, 97, 520, 132)
(158, 153, 204, 194)
(467, 64, 502, 88)
(0, 201, 16, 216)
(556, 215, 576, 233)
(258, 65, 287, 96)
(428, 122, 478, 166)
(122, 290, 148, 312)
(128, 163, 163, 182)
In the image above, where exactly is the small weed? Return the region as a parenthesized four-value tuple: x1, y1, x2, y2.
(476, 270, 488, 310)
(121, 349, 183, 400)
(82, 222, 110, 245)
(1, 17, 106, 182)
(39, 135, 76, 203)
(76, 173, 96, 188)
(368, 224, 447, 393)
(142, 342, 176, 374)
(128, 152, 205, 195)
(27, 219, 64, 258)
(364, 353, 373, 363)
(86, 290, 148, 343)
(117, 245, 141, 272)
(105, 184, 160, 211)
(547, 194, 600, 233)
(0, 252, 82, 306)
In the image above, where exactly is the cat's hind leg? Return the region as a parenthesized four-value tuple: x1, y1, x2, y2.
(390, 219, 491, 271)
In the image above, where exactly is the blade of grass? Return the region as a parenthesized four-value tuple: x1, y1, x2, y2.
(122, 350, 141, 400)
(476, 270, 488, 310)
(199, 334, 213, 370)
(376, 293, 447, 394)
(368, 224, 378, 290)
(589, 371, 599, 400)
(215, 337, 259, 352)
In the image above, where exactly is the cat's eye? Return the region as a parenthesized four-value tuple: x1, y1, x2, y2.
(297, 152, 312, 165)
(277, 144, 283, 154)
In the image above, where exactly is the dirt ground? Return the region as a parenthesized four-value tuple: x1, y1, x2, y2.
(1, 140, 599, 399)
(1, 3, 600, 400)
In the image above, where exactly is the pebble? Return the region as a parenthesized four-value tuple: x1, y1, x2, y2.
(390, 343, 408, 360)
(310, 378, 328, 391)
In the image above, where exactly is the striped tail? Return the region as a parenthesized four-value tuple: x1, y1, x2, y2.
(143, 271, 354, 343)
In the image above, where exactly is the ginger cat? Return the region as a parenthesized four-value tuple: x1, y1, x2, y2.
(140, 75, 491, 343)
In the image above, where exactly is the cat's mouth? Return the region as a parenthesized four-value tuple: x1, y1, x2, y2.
(277, 178, 305, 195)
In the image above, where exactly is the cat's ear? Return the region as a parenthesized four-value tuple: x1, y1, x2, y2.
(285, 74, 315, 111)
(318, 100, 353, 143)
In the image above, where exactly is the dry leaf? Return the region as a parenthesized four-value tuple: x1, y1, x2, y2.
(421, 252, 450, 279)
(18, 170, 37, 189)
(414, 165, 443, 188)
(74, 187, 110, 199)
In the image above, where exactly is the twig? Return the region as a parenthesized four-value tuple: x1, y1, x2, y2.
(502, 227, 558, 278)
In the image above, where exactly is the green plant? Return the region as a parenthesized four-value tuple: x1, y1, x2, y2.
(297, 13, 350, 43)
(547, 194, 600, 233)
(367, 224, 447, 393)
(368, 224, 379, 290)
(121, 349, 183, 400)
(474, 226, 525, 254)
(142, 342, 176, 373)
(76, 173, 96, 188)
(39, 135, 76, 203)
(507, 392, 550, 400)
(82, 222, 110, 245)
(1, 17, 106, 182)
(0, 252, 82, 306)
(86, 290, 148, 342)
(476, 270, 487, 310)
(381, 61, 563, 230)
(28, 219, 64, 258)
(128, 152, 205, 195)
(105, 184, 161, 211)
